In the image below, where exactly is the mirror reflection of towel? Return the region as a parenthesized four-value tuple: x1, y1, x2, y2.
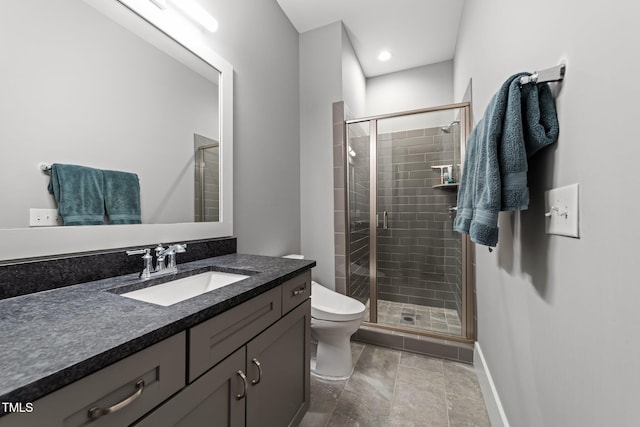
(103, 170, 141, 224)
(48, 164, 141, 226)
(47, 164, 105, 226)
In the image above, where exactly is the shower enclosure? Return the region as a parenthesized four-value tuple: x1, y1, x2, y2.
(344, 102, 474, 341)
(194, 134, 220, 222)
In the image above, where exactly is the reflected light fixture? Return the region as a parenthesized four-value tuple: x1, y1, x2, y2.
(149, 0, 167, 10)
(170, 0, 219, 33)
(378, 50, 392, 61)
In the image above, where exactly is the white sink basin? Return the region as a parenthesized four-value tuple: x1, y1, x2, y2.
(121, 271, 250, 306)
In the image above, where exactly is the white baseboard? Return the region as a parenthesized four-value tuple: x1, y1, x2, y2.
(474, 342, 510, 427)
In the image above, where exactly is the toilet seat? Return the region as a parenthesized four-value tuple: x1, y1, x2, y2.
(311, 281, 365, 322)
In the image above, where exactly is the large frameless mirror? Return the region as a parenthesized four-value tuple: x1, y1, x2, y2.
(0, 0, 233, 260)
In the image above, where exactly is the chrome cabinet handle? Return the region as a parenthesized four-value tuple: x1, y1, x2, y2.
(251, 358, 262, 385)
(88, 379, 145, 419)
(235, 370, 248, 400)
(291, 285, 306, 296)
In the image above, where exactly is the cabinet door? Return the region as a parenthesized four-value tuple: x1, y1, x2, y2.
(246, 299, 310, 427)
(132, 347, 246, 427)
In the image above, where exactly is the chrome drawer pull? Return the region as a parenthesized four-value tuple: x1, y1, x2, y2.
(236, 370, 248, 400)
(251, 358, 262, 385)
(291, 285, 306, 296)
(88, 379, 145, 419)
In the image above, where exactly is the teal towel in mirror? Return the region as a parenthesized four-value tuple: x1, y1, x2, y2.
(47, 164, 105, 226)
(103, 170, 141, 224)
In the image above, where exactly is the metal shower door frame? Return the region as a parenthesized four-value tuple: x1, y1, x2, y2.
(344, 102, 475, 343)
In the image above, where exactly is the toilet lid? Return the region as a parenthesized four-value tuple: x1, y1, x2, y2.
(311, 282, 365, 321)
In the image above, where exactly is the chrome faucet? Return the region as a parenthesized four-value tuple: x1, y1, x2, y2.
(154, 243, 187, 273)
(127, 243, 187, 280)
(126, 248, 153, 280)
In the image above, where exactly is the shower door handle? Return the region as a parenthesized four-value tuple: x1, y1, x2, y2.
(383, 211, 388, 230)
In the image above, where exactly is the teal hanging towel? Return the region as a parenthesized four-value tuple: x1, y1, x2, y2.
(47, 163, 105, 226)
(454, 73, 559, 247)
(103, 169, 141, 224)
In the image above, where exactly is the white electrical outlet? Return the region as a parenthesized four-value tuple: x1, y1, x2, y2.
(544, 183, 579, 237)
(29, 208, 61, 227)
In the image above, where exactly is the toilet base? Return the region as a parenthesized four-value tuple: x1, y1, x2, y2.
(311, 334, 354, 380)
(310, 356, 355, 381)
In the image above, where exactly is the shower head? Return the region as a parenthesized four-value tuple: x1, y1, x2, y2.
(441, 120, 460, 133)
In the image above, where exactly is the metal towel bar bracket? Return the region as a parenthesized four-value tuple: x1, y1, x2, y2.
(519, 63, 566, 85)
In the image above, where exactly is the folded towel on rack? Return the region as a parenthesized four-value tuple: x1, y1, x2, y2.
(103, 169, 141, 224)
(454, 73, 559, 247)
(47, 164, 105, 226)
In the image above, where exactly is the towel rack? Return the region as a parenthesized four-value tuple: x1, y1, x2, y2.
(39, 162, 52, 171)
(520, 63, 566, 85)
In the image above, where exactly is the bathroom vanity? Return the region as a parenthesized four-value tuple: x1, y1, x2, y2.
(0, 251, 314, 427)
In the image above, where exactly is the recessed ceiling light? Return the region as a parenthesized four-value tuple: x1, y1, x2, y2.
(378, 50, 392, 61)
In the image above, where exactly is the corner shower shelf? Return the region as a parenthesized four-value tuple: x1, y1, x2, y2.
(432, 183, 459, 189)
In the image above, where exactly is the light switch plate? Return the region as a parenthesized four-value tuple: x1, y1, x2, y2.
(29, 208, 61, 227)
(545, 183, 579, 237)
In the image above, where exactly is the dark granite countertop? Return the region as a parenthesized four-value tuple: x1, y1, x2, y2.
(0, 254, 315, 407)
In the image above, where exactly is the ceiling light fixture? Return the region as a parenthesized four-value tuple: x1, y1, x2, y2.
(170, 0, 219, 32)
(378, 50, 392, 61)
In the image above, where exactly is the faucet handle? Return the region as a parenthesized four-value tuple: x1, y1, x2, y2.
(171, 243, 187, 253)
(126, 248, 151, 257)
(126, 248, 153, 279)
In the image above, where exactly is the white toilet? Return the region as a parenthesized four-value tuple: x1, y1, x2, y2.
(310, 281, 365, 379)
(283, 255, 366, 379)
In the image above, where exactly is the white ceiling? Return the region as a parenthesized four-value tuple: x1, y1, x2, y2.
(276, 0, 465, 77)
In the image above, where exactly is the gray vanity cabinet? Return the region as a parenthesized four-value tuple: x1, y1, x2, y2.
(189, 286, 283, 383)
(0, 333, 186, 427)
(1, 271, 311, 427)
(132, 347, 247, 427)
(134, 299, 311, 427)
(135, 271, 311, 427)
(246, 299, 311, 427)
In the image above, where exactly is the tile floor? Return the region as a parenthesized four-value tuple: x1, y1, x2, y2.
(300, 342, 490, 427)
(364, 299, 463, 336)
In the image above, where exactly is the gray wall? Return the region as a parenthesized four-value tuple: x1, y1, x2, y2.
(367, 61, 454, 116)
(202, 0, 301, 256)
(299, 22, 343, 288)
(454, 0, 640, 425)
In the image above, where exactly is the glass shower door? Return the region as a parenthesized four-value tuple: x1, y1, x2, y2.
(346, 104, 472, 339)
(345, 120, 371, 322)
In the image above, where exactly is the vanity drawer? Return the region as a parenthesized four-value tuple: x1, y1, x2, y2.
(189, 286, 282, 382)
(281, 271, 311, 315)
(1, 333, 185, 427)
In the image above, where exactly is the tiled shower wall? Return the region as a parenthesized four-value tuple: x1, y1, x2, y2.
(346, 123, 463, 316)
(376, 127, 461, 313)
